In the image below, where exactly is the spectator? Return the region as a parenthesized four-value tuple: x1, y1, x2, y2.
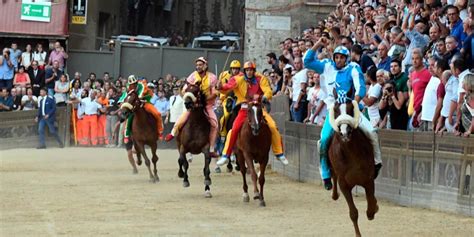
(45, 60, 62, 96)
(28, 61, 44, 96)
(21, 44, 33, 70)
(10, 88, 21, 111)
(376, 69, 390, 84)
(35, 87, 64, 149)
(32, 43, 47, 70)
(0, 88, 13, 112)
(154, 90, 170, 130)
(266, 52, 281, 75)
(445, 36, 461, 63)
(452, 57, 470, 133)
(105, 87, 120, 147)
(363, 66, 382, 127)
(419, 56, 442, 131)
(401, 7, 430, 73)
(0, 48, 14, 90)
(461, 17, 474, 68)
(446, 5, 467, 46)
(21, 88, 38, 111)
(103, 72, 111, 83)
(54, 74, 69, 106)
(379, 81, 409, 130)
(96, 89, 109, 145)
(291, 67, 309, 123)
(377, 42, 391, 71)
(304, 72, 326, 125)
(410, 48, 432, 129)
(389, 59, 409, 104)
(79, 90, 104, 146)
(48, 41, 68, 69)
(13, 66, 31, 92)
(9, 43, 21, 71)
(351, 44, 375, 73)
(458, 73, 474, 136)
(168, 86, 184, 136)
(432, 58, 451, 133)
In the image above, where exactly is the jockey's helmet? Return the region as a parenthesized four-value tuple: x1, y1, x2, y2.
(243, 61, 256, 70)
(333, 46, 350, 62)
(195, 57, 207, 64)
(128, 75, 138, 85)
(230, 60, 241, 69)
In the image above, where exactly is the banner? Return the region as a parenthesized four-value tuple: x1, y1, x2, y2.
(21, 0, 51, 23)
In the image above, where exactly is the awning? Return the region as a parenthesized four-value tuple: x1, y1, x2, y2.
(0, 0, 68, 38)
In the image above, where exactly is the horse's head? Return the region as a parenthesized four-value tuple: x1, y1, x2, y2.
(247, 98, 265, 136)
(120, 89, 141, 119)
(182, 82, 204, 110)
(328, 88, 360, 142)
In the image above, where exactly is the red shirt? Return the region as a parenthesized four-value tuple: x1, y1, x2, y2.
(436, 82, 445, 99)
(410, 68, 431, 113)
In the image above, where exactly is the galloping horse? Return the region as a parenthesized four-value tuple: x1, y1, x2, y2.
(235, 99, 271, 207)
(176, 83, 213, 198)
(120, 90, 160, 182)
(327, 88, 378, 237)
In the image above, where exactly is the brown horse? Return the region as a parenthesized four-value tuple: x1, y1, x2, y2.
(235, 99, 271, 207)
(327, 88, 378, 237)
(120, 90, 160, 182)
(176, 83, 213, 198)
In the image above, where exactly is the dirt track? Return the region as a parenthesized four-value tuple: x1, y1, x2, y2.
(1, 148, 473, 236)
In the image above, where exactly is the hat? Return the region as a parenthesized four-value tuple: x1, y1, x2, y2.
(195, 57, 207, 64)
(147, 82, 156, 88)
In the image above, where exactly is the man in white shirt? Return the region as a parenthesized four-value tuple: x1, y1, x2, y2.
(420, 57, 441, 131)
(291, 60, 308, 122)
(169, 86, 184, 127)
(79, 90, 105, 146)
(452, 58, 470, 133)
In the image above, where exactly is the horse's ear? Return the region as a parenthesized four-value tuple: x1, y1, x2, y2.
(347, 87, 354, 99)
(333, 88, 338, 101)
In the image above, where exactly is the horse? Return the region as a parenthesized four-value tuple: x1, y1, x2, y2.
(120, 90, 160, 182)
(176, 83, 213, 198)
(327, 88, 378, 237)
(235, 99, 271, 207)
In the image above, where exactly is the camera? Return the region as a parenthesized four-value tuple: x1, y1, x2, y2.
(386, 87, 393, 93)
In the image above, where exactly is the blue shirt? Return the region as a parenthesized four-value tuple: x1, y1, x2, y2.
(377, 56, 392, 72)
(0, 95, 13, 111)
(450, 20, 467, 47)
(9, 49, 21, 69)
(0, 57, 14, 80)
(463, 33, 474, 69)
(154, 97, 169, 115)
(44, 68, 62, 89)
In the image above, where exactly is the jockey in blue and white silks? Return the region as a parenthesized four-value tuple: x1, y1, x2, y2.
(304, 44, 383, 190)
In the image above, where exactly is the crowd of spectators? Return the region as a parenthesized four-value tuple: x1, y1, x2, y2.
(261, 0, 474, 136)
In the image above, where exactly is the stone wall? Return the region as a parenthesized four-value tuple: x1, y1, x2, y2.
(244, 0, 337, 70)
(269, 96, 474, 217)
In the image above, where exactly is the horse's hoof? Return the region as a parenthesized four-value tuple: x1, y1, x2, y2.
(226, 167, 233, 173)
(183, 181, 190, 188)
(136, 160, 142, 166)
(253, 192, 260, 200)
(132, 169, 138, 174)
(178, 170, 184, 178)
(214, 167, 221, 173)
(259, 200, 266, 207)
(149, 178, 156, 183)
(235, 165, 240, 171)
(243, 193, 250, 202)
(155, 176, 160, 182)
(204, 190, 212, 198)
(204, 179, 212, 186)
(332, 193, 339, 201)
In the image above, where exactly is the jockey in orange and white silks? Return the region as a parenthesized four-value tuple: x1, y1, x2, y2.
(215, 61, 288, 166)
(164, 57, 219, 157)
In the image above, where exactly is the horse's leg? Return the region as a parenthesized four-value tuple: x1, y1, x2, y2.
(127, 149, 138, 174)
(182, 153, 190, 188)
(364, 180, 378, 220)
(331, 174, 339, 200)
(151, 142, 159, 182)
(137, 142, 155, 182)
(203, 148, 212, 198)
(177, 148, 185, 178)
(237, 151, 249, 202)
(339, 180, 361, 237)
(226, 160, 233, 173)
(258, 158, 268, 207)
(244, 154, 259, 200)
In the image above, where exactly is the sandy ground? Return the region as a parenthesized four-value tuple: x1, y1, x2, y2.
(0, 148, 473, 237)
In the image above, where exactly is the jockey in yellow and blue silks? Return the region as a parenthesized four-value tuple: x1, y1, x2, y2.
(304, 42, 383, 190)
(118, 75, 163, 142)
(218, 60, 242, 145)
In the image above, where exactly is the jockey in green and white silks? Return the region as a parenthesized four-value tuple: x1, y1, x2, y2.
(304, 45, 383, 190)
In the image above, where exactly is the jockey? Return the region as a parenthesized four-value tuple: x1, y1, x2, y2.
(118, 75, 163, 142)
(216, 61, 289, 166)
(218, 60, 242, 144)
(304, 39, 383, 190)
(164, 57, 219, 157)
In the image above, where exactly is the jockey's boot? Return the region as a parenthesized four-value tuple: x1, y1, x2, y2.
(216, 155, 229, 166)
(375, 163, 383, 179)
(323, 178, 333, 190)
(164, 134, 174, 142)
(276, 154, 289, 165)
